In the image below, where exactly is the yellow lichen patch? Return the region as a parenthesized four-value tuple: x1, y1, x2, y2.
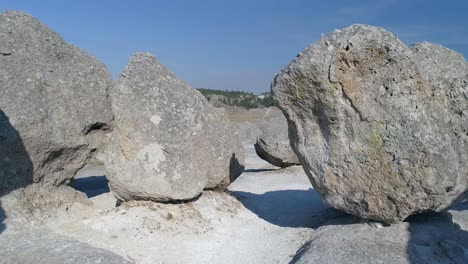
(365, 127, 384, 151)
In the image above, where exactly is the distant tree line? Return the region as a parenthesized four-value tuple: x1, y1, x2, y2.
(196, 88, 275, 109)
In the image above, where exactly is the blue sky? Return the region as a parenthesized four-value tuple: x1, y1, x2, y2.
(1, 0, 467, 93)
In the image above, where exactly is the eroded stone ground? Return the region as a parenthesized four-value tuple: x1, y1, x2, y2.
(0, 142, 327, 264)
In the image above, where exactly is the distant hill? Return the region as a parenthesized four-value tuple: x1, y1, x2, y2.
(196, 88, 275, 109)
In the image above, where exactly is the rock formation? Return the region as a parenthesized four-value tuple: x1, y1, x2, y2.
(254, 107, 300, 167)
(0, 185, 92, 221)
(0, 11, 113, 191)
(272, 24, 468, 223)
(106, 52, 244, 201)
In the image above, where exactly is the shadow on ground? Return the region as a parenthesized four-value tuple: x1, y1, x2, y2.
(231, 188, 353, 228)
(72, 176, 110, 198)
(407, 193, 468, 263)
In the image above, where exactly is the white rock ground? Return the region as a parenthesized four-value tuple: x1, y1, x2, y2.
(0, 143, 333, 264)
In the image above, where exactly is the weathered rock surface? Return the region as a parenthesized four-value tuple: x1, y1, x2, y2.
(272, 24, 468, 223)
(291, 205, 468, 264)
(0, 109, 32, 195)
(254, 137, 299, 168)
(410, 41, 468, 171)
(254, 108, 300, 167)
(0, 184, 93, 222)
(0, 11, 113, 193)
(106, 52, 244, 201)
(0, 230, 130, 264)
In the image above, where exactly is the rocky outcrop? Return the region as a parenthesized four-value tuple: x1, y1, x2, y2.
(272, 24, 467, 223)
(0, 230, 130, 264)
(291, 207, 468, 264)
(106, 52, 244, 201)
(0, 11, 113, 191)
(254, 107, 300, 167)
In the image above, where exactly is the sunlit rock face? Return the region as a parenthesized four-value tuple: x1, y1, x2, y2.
(107, 52, 244, 202)
(272, 24, 467, 223)
(0, 11, 113, 192)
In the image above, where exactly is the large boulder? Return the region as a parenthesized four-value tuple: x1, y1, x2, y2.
(0, 11, 113, 193)
(272, 24, 467, 223)
(254, 107, 300, 167)
(106, 52, 244, 201)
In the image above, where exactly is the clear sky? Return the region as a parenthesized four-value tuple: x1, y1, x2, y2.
(1, 0, 467, 94)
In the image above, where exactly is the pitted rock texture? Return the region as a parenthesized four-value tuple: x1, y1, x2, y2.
(272, 24, 468, 223)
(107, 52, 244, 201)
(0, 11, 113, 193)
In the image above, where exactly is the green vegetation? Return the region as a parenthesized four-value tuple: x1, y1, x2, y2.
(196, 88, 275, 109)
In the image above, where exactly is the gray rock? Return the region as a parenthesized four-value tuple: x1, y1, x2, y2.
(272, 24, 468, 223)
(291, 211, 468, 264)
(106, 52, 244, 201)
(0, 11, 113, 192)
(0, 184, 92, 221)
(0, 230, 130, 264)
(254, 108, 300, 167)
(254, 136, 299, 167)
(0, 109, 32, 196)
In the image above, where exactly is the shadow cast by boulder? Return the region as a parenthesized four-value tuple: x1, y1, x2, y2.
(0, 109, 34, 234)
(451, 200, 468, 212)
(72, 176, 110, 198)
(406, 211, 468, 263)
(407, 192, 468, 264)
(288, 198, 468, 263)
(231, 188, 351, 228)
(229, 153, 245, 182)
